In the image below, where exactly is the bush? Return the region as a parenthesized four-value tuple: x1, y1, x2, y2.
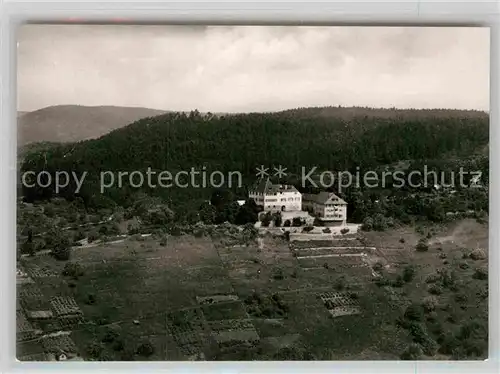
(361, 217, 373, 231)
(402, 264, 416, 282)
(261, 213, 272, 227)
(340, 227, 350, 235)
(415, 239, 429, 252)
(88, 230, 100, 243)
(322, 227, 331, 234)
(372, 262, 384, 272)
(283, 220, 291, 227)
(302, 226, 314, 233)
(62, 262, 85, 278)
(454, 293, 468, 303)
(136, 341, 155, 357)
(399, 238, 405, 244)
(292, 217, 303, 227)
(334, 276, 347, 291)
(473, 267, 488, 280)
(425, 273, 441, 284)
(85, 293, 96, 305)
(428, 284, 443, 295)
(421, 296, 438, 312)
(458, 261, 469, 270)
(404, 303, 425, 321)
(421, 336, 439, 356)
(102, 325, 121, 343)
(400, 343, 423, 360)
(469, 248, 487, 260)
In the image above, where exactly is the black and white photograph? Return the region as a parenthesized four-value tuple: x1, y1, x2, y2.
(16, 25, 489, 361)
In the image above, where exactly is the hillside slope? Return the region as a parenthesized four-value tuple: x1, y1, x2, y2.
(18, 105, 167, 145)
(21, 107, 489, 212)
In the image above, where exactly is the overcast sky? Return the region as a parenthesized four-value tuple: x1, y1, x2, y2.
(17, 25, 490, 112)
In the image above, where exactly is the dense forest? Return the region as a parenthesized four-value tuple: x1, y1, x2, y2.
(20, 106, 489, 226)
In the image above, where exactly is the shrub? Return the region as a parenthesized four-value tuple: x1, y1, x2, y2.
(404, 303, 425, 321)
(361, 217, 373, 231)
(372, 262, 384, 272)
(334, 276, 346, 291)
(428, 284, 443, 295)
(102, 325, 121, 343)
(62, 262, 84, 278)
(322, 227, 331, 234)
(86, 293, 96, 305)
(455, 293, 468, 303)
(421, 336, 439, 356)
(340, 227, 350, 235)
(425, 273, 441, 284)
(421, 296, 439, 312)
(402, 265, 416, 282)
(399, 238, 405, 244)
(302, 226, 314, 233)
(292, 217, 302, 227)
(88, 230, 100, 243)
(86, 341, 104, 359)
(458, 261, 469, 270)
(415, 238, 429, 252)
(473, 267, 488, 280)
(283, 220, 291, 227)
(392, 275, 405, 288)
(469, 248, 487, 260)
(136, 341, 155, 357)
(400, 343, 423, 360)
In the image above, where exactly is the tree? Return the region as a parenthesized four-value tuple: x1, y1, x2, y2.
(199, 202, 217, 224)
(261, 212, 272, 227)
(136, 340, 155, 357)
(62, 262, 84, 278)
(292, 217, 302, 227)
(274, 213, 282, 227)
(404, 303, 424, 321)
(402, 264, 416, 282)
(283, 220, 291, 227)
(235, 200, 259, 225)
(50, 230, 71, 261)
(416, 238, 429, 252)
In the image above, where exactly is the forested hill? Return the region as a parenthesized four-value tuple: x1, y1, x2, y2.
(20, 107, 489, 213)
(279, 106, 488, 120)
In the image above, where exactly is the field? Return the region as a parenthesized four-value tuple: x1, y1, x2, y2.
(16, 218, 488, 360)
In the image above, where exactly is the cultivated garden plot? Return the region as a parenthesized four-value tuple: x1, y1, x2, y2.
(201, 301, 249, 321)
(50, 296, 83, 317)
(317, 291, 361, 318)
(16, 310, 37, 341)
(208, 319, 260, 346)
(40, 334, 79, 354)
(166, 308, 212, 357)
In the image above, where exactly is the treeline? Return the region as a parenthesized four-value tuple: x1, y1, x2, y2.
(20, 108, 489, 223)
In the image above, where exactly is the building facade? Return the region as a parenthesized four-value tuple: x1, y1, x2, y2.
(302, 191, 348, 226)
(249, 179, 302, 212)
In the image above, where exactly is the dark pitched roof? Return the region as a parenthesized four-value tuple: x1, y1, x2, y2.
(303, 192, 347, 205)
(250, 178, 300, 194)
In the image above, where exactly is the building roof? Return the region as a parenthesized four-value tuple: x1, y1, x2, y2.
(303, 191, 347, 205)
(250, 178, 300, 194)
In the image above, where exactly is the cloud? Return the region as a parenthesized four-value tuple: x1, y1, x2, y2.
(17, 25, 490, 112)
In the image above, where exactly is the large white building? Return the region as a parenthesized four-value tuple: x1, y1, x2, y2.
(248, 179, 302, 212)
(302, 191, 348, 226)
